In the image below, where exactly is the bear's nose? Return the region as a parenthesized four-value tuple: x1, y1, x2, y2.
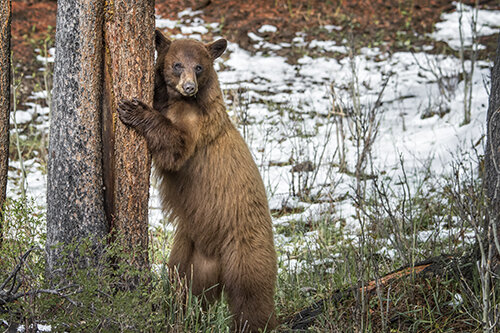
(183, 82, 197, 95)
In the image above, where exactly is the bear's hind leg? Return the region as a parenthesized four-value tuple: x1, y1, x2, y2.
(169, 233, 221, 307)
(168, 230, 194, 288)
(222, 248, 277, 332)
(190, 247, 222, 306)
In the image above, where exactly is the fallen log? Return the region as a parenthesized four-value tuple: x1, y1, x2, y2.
(287, 253, 474, 330)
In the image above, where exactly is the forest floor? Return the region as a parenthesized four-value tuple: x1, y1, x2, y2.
(12, 0, 500, 63)
(4, 0, 500, 332)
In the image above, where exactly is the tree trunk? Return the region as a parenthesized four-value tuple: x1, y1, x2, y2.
(46, 0, 107, 275)
(0, 0, 11, 244)
(485, 34, 500, 269)
(102, 0, 154, 277)
(47, 0, 153, 283)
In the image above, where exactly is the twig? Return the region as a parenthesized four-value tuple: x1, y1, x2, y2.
(0, 246, 80, 308)
(0, 245, 36, 291)
(1, 287, 80, 307)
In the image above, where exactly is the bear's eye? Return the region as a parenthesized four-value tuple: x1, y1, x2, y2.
(195, 65, 203, 74)
(172, 62, 183, 73)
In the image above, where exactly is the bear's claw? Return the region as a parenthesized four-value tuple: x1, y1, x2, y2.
(117, 98, 145, 127)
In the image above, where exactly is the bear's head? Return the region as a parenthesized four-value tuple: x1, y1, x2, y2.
(155, 29, 227, 98)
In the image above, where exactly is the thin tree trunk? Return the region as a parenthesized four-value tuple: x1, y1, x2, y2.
(103, 0, 154, 278)
(485, 34, 500, 269)
(46, 0, 107, 276)
(0, 0, 11, 245)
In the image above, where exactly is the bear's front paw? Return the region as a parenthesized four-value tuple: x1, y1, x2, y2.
(117, 98, 150, 127)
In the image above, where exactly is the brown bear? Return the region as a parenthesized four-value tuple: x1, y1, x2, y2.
(117, 29, 278, 332)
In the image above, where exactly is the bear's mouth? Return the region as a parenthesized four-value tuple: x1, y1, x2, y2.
(180, 90, 197, 97)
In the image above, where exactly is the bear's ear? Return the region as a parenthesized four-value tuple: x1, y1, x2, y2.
(155, 29, 171, 53)
(206, 39, 227, 59)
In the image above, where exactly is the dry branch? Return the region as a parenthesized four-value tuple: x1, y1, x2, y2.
(0, 246, 79, 309)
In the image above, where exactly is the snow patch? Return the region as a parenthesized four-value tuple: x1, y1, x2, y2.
(431, 2, 500, 50)
(258, 25, 278, 33)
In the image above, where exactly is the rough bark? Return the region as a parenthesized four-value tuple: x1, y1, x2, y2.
(0, 0, 11, 243)
(46, 0, 107, 275)
(103, 0, 154, 275)
(485, 34, 500, 268)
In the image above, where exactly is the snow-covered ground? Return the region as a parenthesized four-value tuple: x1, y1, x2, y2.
(6, 3, 500, 272)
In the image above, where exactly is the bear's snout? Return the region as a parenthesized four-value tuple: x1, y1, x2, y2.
(183, 81, 197, 96)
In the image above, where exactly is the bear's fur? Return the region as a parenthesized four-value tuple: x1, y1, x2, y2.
(117, 29, 277, 332)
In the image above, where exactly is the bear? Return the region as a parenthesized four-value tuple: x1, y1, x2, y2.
(117, 29, 278, 332)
